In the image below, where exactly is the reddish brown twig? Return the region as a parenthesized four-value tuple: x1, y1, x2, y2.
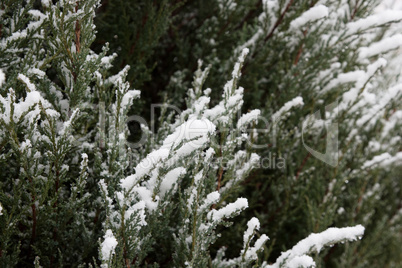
(355, 184, 367, 215)
(263, 0, 294, 43)
(125, 258, 131, 268)
(234, 1, 262, 31)
(293, 29, 308, 66)
(296, 128, 330, 179)
(75, 1, 81, 53)
(295, 152, 312, 179)
(210, 147, 224, 210)
(216, 167, 224, 191)
(350, 0, 360, 21)
(31, 190, 37, 243)
(244, 0, 294, 71)
(293, 0, 319, 66)
(27, 175, 37, 259)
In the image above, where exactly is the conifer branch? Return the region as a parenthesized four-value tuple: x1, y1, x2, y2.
(0, 1, 401, 266)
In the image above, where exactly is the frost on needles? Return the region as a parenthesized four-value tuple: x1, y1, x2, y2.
(98, 48, 366, 267)
(99, 48, 270, 267)
(0, 0, 401, 267)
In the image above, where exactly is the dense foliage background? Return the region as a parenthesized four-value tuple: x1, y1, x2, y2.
(0, 0, 401, 267)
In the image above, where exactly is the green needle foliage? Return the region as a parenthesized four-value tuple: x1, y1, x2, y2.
(0, 0, 401, 267)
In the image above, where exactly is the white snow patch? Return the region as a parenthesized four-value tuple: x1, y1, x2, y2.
(0, 69, 5, 87)
(121, 89, 141, 112)
(347, 10, 402, 35)
(290, 5, 329, 30)
(28, 68, 46, 78)
(237, 109, 261, 130)
(134, 148, 170, 179)
(198, 191, 220, 212)
(132, 186, 157, 211)
(272, 96, 304, 122)
(18, 74, 36, 92)
(362, 153, 392, 169)
(162, 118, 216, 158)
(243, 217, 260, 248)
(209, 198, 248, 222)
(101, 229, 118, 261)
(243, 234, 269, 261)
(287, 255, 315, 268)
(267, 225, 364, 268)
(359, 34, 402, 59)
(159, 167, 186, 197)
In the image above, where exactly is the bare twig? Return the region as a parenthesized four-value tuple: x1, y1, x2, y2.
(75, 1, 81, 53)
(263, 0, 294, 43)
(293, 29, 308, 66)
(351, 0, 360, 21)
(295, 152, 312, 179)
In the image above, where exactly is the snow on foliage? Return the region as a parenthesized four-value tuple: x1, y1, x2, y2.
(289, 5, 329, 30)
(96, 45, 270, 267)
(237, 109, 261, 130)
(208, 198, 248, 222)
(271, 96, 304, 122)
(101, 229, 118, 263)
(265, 225, 365, 268)
(1, 0, 401, 266)
(359, 34, 402, 59)
(347, 10, 402, 35)
(0, 69, 5, 87)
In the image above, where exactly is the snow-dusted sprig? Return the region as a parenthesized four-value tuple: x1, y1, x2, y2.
(99, 179, 115, 225)
(187, 196, 251, 267)
(207, 197, 249, 226)
(217, 0, 237, 14)
(98, 44, 265, 267)
(237, 109, 261, 131)
(0, 85, 58, 126)
(96, 64, 141, 185)
(199, 48, 249, 127)
(77, 153, 88, 189)
(212, 217, 269, 267)
(0, 7, 47, 50)
(361, 152, 402, 170)
(235, 0, 279, 54)
(191, 60, 211, 100)
(175, 60, 212, 129)
(220, 152, 260, 196)
(289, 4, 329, 32)
(223, 47, 249, 101)
(346, 9, 402, 37)
(100, 229, 118, 267)
(241, 217, 268, 263)
(271, 96, 304, 124)
(105, 114, 217, 264)
(264, 225, 365, 268)
(358, 34, 402, 60)
(120, 117, 216, 194)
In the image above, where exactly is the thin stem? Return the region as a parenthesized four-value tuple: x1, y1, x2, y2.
(263, 0, 294, 43)
(75, 1, 81, 54)
(350, 0, 360, 21)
